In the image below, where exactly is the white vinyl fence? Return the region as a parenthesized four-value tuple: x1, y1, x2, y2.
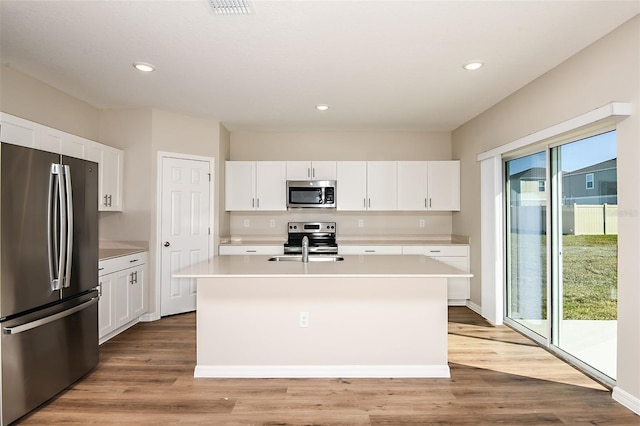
(562, 204, 617, 235)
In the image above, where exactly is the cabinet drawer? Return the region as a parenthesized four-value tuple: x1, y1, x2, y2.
(402, 245, 468, 257)
(219, 245, 284, 255)
(99, 252, 148, 276)
(338, 245, 402, 255)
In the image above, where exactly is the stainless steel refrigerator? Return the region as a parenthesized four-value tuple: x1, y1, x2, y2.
(0, 142, 99, 425)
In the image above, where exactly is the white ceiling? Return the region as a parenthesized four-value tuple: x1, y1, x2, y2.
(1, 1, 639, 132)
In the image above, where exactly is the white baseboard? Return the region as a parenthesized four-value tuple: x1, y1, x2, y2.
(139, 312, 160, 322)
(465, 300, 482, 316)
(447, 299, 467, 306)
(194, 364, 451, 379)
(613, 386, 640, 415)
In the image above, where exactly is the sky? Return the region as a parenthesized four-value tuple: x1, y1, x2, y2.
(507, 130, 616, 176)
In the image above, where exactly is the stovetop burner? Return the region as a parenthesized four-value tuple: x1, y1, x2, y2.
(284, 222, 337, 255)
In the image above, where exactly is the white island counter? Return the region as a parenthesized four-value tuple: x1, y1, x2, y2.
(175, 255, 471, 379)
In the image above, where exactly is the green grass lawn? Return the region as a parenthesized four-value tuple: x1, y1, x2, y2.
(562, 234, 617, 320)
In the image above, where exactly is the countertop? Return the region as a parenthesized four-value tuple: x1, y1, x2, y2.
(99, 247, 147, 261)
(174, 254, 473, 279)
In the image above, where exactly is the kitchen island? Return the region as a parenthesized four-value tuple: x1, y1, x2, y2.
(175, 255, 472, 379)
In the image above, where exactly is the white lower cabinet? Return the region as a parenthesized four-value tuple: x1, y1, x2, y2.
(402, 245, 470, 301)
(98, 252, 148, 344)
(219, 245, 284, 255)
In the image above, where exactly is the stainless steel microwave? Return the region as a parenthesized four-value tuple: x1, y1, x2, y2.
(286, 180, 336, 209)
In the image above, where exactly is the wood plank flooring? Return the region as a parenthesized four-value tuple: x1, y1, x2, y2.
(17, 307, 639, 425)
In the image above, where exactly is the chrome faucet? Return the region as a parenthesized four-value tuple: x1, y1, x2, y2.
(302, 236, 309, 263)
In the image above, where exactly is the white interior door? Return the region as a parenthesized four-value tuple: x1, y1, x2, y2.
(160, 156, 211, 316)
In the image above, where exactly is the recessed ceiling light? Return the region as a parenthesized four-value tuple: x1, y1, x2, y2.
(463, 61, 484, 71)
(315, 104, 329, 111)
(133, 62, 155, 72)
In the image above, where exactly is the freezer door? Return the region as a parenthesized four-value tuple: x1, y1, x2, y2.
(0, 293, 99, 425)
(61, 155, 98, 299)
(1, 144, 62, 318)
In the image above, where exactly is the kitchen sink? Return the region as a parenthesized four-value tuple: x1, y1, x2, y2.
(268, 255, 344, 262)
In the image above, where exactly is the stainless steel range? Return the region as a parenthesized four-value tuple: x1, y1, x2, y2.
(284, 222, 337, 255)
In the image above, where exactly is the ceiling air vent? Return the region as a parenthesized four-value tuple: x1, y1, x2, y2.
(207, 0, 253, 15)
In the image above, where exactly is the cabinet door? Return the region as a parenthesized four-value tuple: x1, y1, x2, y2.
(102, 146, 123, 211)
(130, 264, 147, 319)
(336, 161, 367, 211)
(286, 161, 312, 180)
(61, 133, 86, 159)
(427, 161, 460, 211)
(311, 161, 337, 180)
(255, 161, 286, 211)
(367, 161, 397, 211)
(225, 161, 256, 210)
(0, 113, 38, 148)
(114, 269, 132, 329)
(397, 161, 428, 210)
(98, 273, 116, 340)
(37, 126, 63, 154)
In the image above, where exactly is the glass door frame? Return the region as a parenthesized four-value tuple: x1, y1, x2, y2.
(502, 126, 618, 387)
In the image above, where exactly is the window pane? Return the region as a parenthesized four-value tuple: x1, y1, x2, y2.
(506, 152, 547, 338)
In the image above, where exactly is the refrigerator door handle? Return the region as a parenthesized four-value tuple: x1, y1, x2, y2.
(49, 164, 66, 291)
(63, 165, 74, 288)
(2, 297, 99, 335)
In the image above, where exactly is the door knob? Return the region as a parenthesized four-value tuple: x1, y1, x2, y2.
(163, 241, 170, 247)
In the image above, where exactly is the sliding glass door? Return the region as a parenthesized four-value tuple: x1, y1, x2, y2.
(505, 130, 618, 382)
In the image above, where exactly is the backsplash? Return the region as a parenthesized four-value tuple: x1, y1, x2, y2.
(228, 211, 453, 240)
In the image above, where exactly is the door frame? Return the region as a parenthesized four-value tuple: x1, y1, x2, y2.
(151, 151, 215, 320)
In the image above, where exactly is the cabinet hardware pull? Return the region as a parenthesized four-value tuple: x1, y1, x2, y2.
(129, 259, 139, 263)
(103, 195, 108, 206)
(363, 198, 366, 208)
(246, 250, 257, 253)
(429, 198, 432, 208)
(164, 241, 170, 247)
(257, 198, 260, 208)
(252, 198, 255, 208)
(307, 168, 311, 178)
(365, 250, 375, 253)
(430, 250, 441, 253)
(425, 198, 427, 208)
(312, 168, 315, 178)
(368, 198, 371, 208)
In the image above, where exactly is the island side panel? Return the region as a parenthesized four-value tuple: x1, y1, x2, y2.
(195, 276, 449, 378)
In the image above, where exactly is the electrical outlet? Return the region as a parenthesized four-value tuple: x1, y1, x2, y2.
(419, 219, 425, 228)
(358, 219, 364, 228)
(269, 219, 276, 228)
(299, 312, 309, 328)
(243, 219, 250, 228)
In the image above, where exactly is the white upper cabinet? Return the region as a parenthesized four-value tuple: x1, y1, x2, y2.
(397, 160, 460, 211)
(225, 161, 286, 211)
(336, 161, 397, 211)
(256, 161, 287, 210)
(366, 161, 397, 211)
(336, 161, 367, 211)
(397, 161, 429, 210)
(427, 160, 460, 211)
(85, 141, 124, 211)
(286, 161, 337, 181)
(0, 113, 38, 148)
(1, 113, 124, 212)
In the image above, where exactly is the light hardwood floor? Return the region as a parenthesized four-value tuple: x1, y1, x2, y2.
(18, 307, 639, 425)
